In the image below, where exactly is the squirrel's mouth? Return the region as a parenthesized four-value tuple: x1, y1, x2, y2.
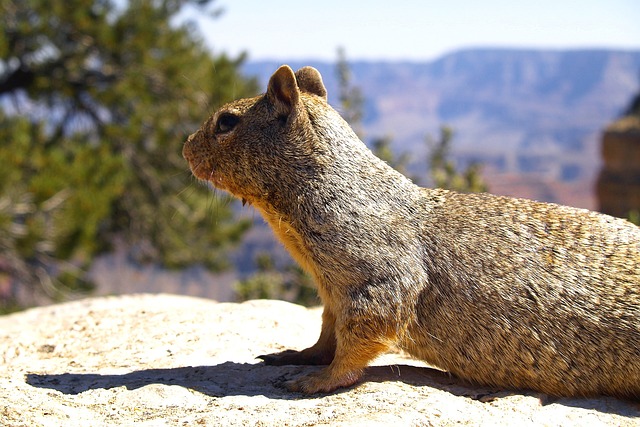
(183, 153, 214, 182)
(188, 160, 213, 181)
(183, 137, 219, 185)
(191, 163, 226, 190)
(182, 135, 247, 203)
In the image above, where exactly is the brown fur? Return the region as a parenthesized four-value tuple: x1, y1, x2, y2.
(183, 65, 640, 398)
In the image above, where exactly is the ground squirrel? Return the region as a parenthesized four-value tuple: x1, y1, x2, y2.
(183, 65, 640, 398)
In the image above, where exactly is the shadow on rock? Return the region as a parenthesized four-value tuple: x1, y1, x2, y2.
(27, 362, 293, 399)
(25, 362, 640, 416)
(26, 362, 466, 399)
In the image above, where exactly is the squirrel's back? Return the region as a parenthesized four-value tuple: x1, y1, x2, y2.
(406, 189, 640, 398)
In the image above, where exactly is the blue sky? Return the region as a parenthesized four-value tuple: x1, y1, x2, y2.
(189, 0, 640, 61)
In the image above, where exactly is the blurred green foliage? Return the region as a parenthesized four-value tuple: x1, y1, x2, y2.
(336, 47, 365, 138)
(0, 0, 257, 311)
(427, 126, 488, 193)
(234, 253, 318, 307)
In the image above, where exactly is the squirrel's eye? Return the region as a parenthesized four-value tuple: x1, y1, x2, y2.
(215, 113, 239, 134)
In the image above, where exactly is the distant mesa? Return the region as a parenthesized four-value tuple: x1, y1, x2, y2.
(597, 114, 640, 219)
(244, 49, 640, 210)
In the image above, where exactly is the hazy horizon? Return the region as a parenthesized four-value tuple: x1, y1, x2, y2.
(240, 46, 640, 64)
(182, 0, 640, 62)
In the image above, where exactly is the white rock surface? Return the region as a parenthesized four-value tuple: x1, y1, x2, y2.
(0, 294, 638, 426)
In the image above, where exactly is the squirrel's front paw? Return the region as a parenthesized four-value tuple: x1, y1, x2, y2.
(284, 369, 361, 394)
(258, 348, 333, 366)
(258, 350, 304, 366)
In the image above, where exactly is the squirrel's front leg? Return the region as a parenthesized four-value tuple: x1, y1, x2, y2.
(259, 305, 337, 365)
(284, 318, 391, 394)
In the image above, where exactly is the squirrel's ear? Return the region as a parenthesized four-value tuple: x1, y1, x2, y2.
(295, 66, 327, 100)
(267, 65, 300, 117)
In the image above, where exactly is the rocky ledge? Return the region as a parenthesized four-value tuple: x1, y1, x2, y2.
(0, 294, 638, 426)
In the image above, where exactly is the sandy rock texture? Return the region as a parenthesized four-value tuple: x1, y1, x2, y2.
(0, 294, 638, 426)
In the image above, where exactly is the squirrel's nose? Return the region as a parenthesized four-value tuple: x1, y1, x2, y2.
(182, 133, 196, 160)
